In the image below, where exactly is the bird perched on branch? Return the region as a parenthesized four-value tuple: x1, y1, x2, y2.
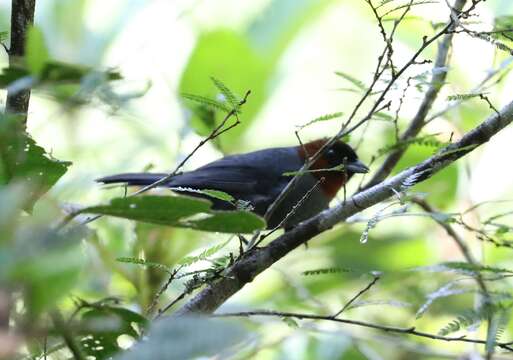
(97, 139, 368, 229)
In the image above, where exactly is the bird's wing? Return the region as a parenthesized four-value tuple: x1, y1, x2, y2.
(168, 164, 262, 194)
(168, 147, 302, 196)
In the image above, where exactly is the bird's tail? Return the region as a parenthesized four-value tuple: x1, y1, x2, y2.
(96, 173, 169, 186)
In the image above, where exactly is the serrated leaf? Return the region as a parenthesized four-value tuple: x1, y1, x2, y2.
(26, 26, 49, 76)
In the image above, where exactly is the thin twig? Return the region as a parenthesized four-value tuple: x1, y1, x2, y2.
(252, 178, 325, 248)
(363, 0, 468, 190)
(214, 310, 513, 351)
(332, 275, 381, 318)
(146, 266, 183, 316)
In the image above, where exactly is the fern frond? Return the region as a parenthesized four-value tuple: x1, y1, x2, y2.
(438, 308, 484, 336)
(302, 267, 349, 276)
(179, 239, 231, 266)
(181, 93, 231, 113)
(439, 262, 513, 275)
(297, 112, 344, 130)
(416, 281, 471, 319)
(447, 93, 485, 101)
(334, 71, 366, 91)
(376, 134, 446, 158)
(210, 77, 240, 109)
(116, 257, 170, 272)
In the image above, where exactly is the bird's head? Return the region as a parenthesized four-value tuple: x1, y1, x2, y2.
(298, 138, 369, 199)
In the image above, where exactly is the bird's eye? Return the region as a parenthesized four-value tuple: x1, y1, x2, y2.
(326, 149, 336, 158)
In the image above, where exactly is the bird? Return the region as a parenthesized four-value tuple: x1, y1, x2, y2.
(96, 138, 368, 230)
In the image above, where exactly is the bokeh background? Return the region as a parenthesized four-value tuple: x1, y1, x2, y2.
(2, 0, 513, 358)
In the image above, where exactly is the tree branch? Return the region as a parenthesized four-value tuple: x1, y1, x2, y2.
(214, 310, 513, 352)
(173, 99, 513, 316)
(363, 0, 467, 189)
(5, 0, 36, 126)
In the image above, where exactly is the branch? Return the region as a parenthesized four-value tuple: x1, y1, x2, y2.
(174, 99, 513, 316)
(332, 274, 380, 318)
(5, 0, 36, 126)
(1, 0, 36, 333)
(363, 0, 467, 189)
(214, 310, 513, 352)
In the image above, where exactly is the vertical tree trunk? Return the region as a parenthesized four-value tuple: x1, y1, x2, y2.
(5, 0, 36, 127)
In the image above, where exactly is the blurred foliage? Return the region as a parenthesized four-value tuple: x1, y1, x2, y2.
(0, 113, 70, 210)
(1, 0, 513, 359)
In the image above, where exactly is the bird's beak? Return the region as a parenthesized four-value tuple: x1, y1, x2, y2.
(346, 159, 369, 174)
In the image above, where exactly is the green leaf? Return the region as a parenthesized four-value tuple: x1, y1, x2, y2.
(118, 316, 247, 360)
(0, 114, 71, 210)
(186, 211, 266, 233)
(80, 306, 148, 360)
(0, 184, 29, 242)
(6, 226, 88, 315)
(80, 195, 266, 234)
(201, 189, 235, 202)
(282, 317, 299, 328)
(26, 26, 50, 76)
(80, 195, 212, 226)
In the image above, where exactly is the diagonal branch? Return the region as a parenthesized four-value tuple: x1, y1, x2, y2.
(173, 99, 513, 316)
